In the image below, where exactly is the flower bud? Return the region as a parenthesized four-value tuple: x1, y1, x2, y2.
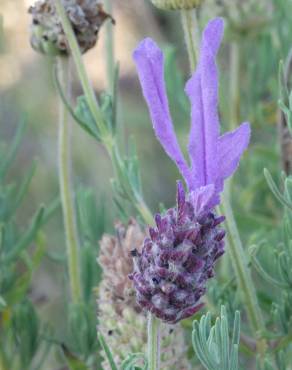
(150, 0, 203, 10)
(28, 0, 113, 56)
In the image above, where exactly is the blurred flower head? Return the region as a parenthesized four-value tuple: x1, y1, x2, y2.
(130, 18, 250, 323)
(28, 0, 113, 56)
(150, 0, 204, 10)
(98, 220, 145, 316)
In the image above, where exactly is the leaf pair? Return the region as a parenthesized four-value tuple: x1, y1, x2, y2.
(98, 332, 147, 370)
(192, 306, 240, 370)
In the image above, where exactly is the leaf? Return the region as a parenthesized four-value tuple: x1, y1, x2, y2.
(249, 244, 289, 288)
(192, 306, 241, 370)
(5, 160, 37, 221)
(53, 63, 100, 140)
(100, 93, 114, 134)
(3, 206, 45, 263)
(74, 96, 101, 141)
(264, 169, 292, 211)
(121, 353, 147, 370)
(61, 345, 90, 370)
(68, 303, 97, 356)
(0, 118, 28, 180)
(97, 332, 118, 370)
(0, 295, 7, 310)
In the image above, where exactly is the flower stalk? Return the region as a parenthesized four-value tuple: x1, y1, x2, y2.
(57, 56, 82, 304)
(104, 0, 115, 94)
(148, 314, 161, 370)
(229, 41, 240, 130)
(180, 8, 200, 72)
(219, 192, 265, 338)
(54, 0, 110, 146)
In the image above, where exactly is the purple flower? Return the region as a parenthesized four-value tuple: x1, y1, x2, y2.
(130, 18, 250, 324)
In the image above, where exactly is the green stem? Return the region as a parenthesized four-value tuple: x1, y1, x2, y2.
(180, 8, 200, 73)
(54, 0, 109, 144)
(147, 313, 161, 370)
(229, 41, 240, 130)
(104, 0, 115, 94)
(219, 192, 265, 337)
(58, 57, 82, 304)
(54, 0, 153, 223)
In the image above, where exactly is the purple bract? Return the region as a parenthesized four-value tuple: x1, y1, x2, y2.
(130, 18, 250, 323)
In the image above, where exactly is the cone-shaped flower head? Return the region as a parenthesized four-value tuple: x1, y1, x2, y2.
(130, 18, 250, 324)
(28, 0, 113, 56)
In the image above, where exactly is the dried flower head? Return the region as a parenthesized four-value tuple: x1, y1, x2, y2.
(130, 18, 251, 324)
(98, 220, 145, 316)
(150, 0, 204, 10)
(28, 0, 113, 56)
(97, 220, 189, 369)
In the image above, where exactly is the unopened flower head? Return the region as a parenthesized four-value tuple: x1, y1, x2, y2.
(150, 0, 204, 10)
(130, 18, 250, 324)
(97, 220, 189, 369)
(28, 0, 113, 56)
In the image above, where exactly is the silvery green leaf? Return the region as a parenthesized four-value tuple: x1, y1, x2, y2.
(192, 306, 240, 370)
(97, 332, 119, 370)
(121, 353, 147, 370)
(264, 169, 292, 211)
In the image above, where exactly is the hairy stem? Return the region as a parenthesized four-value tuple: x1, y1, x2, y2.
(58, 57, 82, 304)
(223, 42, 266, 344)
(229, 41, 240, 130)
(54, 0, 109, 144)
(148, 313, 161, 370)
(221, 42, 241, 280)
(104, 0, 115, 94)
(55, 0, 152, 222)
(219, 192, 265, 338)
(180, 8, 200, 73)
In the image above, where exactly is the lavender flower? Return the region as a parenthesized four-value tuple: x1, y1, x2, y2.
(130, 18, 251, 324)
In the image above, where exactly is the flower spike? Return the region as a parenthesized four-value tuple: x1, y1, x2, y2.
(131, 18, 251, 324)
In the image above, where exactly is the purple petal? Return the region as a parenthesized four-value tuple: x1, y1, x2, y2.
(216, 122, 251, 191)
(133, 38, 192, 187)
(176, 181, 186, 209)
(185, 18, 224, 190)
(188, 184, 217, 215)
